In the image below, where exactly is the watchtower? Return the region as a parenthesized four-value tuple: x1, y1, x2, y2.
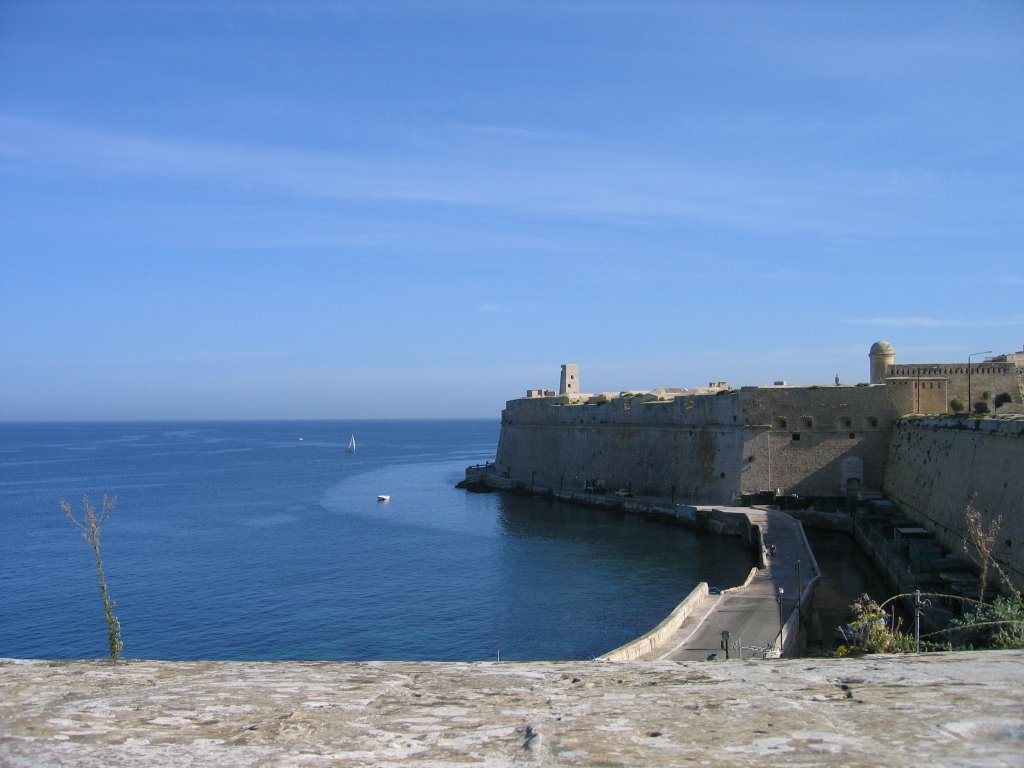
(869, 341, 895, 384)
(559, 364, 580, 396)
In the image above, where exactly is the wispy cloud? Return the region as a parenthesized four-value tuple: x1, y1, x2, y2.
(476, 303, 511, 314)
(448, 122, 585, 143)
(846, 315, 1024, 329)
(1, 113, 1016, 240)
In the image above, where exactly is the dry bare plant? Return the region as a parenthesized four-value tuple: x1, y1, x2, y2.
(61, 494, 123, 660)
(962, 493, 1020, 605)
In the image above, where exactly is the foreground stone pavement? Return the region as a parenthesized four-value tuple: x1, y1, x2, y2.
(2, 652, 1023, 767)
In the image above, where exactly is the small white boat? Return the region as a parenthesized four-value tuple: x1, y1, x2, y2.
(377, 494, 390, 502)
(346, 435, 356, 453)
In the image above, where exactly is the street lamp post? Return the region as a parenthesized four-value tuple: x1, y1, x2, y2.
(794, 559, 802, 630)
(776, 586, 785, 656)
(968, 350, 992, 413)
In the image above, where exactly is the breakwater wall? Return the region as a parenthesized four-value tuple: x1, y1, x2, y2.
(884, 416, 1024, 591)
(597, 581, 711, 661)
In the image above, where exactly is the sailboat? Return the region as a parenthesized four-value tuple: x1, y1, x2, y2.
(346, 435, 356, 453)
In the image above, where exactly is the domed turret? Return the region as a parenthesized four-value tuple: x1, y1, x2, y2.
(869, 341, 895, 383)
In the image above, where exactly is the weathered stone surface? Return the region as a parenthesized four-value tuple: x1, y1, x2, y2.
(2, 652, 1023, 766)
(885, 417, 1024, 590)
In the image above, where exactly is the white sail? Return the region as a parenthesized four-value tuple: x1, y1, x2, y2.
(346, 435, 356, 453)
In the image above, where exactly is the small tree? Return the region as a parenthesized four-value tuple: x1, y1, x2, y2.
(963, 497, 1000, 603)
(61, 494, 123, 660)
(950, 398, 965, 414)
(945, 498, 1024, 649)
(993, 392, 1012, 409)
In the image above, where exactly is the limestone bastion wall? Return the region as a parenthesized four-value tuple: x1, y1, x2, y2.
(494, 393, 747, 503)
(493, 384, 914, 504)
(738, 384, 911, 498)
(884, 417, 1024, 592)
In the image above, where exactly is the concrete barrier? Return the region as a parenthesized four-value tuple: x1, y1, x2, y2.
(722, 566, 758, 594)
(597, 583, 710, 661)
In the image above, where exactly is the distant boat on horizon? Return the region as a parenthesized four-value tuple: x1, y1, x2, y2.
(346, 435, 356, 453)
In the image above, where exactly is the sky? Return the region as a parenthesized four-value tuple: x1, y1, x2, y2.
(1, 1, 1022, 420)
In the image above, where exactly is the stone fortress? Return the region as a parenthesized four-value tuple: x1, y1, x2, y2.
(477, 343, 1024, 592)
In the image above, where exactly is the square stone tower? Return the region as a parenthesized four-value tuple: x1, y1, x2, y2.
(559, 364, 580, 396)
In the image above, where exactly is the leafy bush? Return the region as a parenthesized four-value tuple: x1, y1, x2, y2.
(950, 595, 1024, 649)
(835, 594, 916, 656)
(950, 399, 965, 413)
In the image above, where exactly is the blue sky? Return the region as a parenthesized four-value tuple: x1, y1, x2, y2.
(1, 1, 1022, 420)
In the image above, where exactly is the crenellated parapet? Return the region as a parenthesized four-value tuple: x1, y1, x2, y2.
(877, 342, 1024, 413)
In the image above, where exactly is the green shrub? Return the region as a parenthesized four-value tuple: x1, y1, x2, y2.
(835, 594, 916, 656)
(951, 595, 1024, 649)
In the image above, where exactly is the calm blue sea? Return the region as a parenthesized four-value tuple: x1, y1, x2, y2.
(0, 421, 753, 661)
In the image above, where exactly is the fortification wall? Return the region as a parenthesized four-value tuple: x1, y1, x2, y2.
(884, 417, 1024, 591)
(493, 384, 917, 503)
(887, 362, 1022, 411)
(494, 394, 746, 503)
(738, 385, 909, 497)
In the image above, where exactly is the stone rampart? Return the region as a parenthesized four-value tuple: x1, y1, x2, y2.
(492, 385, 912, 504)
(884, 416, 1024, 591)
(738, 385, 908, 497)
(888, 361, 1023, 410)
(494, 393, 746, 503)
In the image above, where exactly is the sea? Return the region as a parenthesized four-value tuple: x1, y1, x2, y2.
(0, 420, 756, 662)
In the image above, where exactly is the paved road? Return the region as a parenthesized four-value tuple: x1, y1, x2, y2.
(640, 507, 819, 661)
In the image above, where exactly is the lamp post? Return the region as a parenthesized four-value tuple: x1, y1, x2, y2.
(914, 590, 931, 654)
(775, 586, 785, 656)
(968, 350, 992, 413)
(794, 559, 802, 630)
